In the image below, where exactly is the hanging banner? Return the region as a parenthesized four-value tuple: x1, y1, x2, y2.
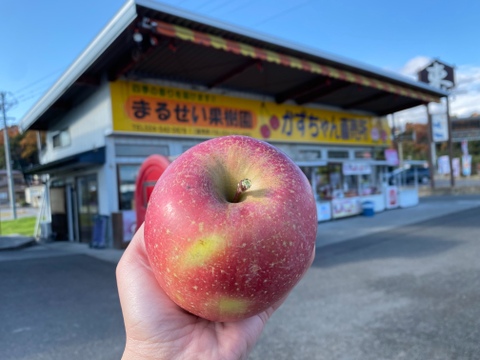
(384, 148, 399, 166)
(110, 81, 391, 146)
(461, 140, 469, 156)
(462, 155, 472, 177)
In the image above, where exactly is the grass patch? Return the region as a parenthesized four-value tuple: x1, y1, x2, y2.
(0, 216, 36, 236)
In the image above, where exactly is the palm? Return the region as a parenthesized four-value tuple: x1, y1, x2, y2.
(117, 225, 276, 360)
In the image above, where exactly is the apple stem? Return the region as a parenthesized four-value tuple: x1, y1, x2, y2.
(232, 179, 252, 203)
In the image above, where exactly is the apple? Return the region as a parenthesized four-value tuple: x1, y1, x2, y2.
(144, 135, 317, 322)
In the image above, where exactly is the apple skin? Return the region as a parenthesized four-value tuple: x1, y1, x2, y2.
(144, 135, 317, 322)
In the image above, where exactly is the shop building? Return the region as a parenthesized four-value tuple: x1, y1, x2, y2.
(20, 0, 447, 246)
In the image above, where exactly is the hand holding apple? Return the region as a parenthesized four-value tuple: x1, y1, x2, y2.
(144, 135, 317, 321)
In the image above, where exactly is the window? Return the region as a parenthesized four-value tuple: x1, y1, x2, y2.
(298, 150, 322, 161)
(118, 165, 141, 210)
(52, 130, 71, 148)
(327, 150, 349, 159)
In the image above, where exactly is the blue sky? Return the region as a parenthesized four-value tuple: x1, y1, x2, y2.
(2, 0, 479, 127)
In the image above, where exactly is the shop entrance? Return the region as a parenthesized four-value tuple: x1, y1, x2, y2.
(76, 174, 98, 243)
(50, 185, 68, 241)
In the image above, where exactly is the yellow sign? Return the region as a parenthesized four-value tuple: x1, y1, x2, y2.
(110, 81, 391, 146)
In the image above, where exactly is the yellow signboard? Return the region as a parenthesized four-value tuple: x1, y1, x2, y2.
(110, 81, 391, 146)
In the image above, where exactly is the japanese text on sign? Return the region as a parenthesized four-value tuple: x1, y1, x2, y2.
(280, 111, 368, 141)
(126, 97, 256, 130)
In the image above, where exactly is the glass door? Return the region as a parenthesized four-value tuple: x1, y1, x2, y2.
(76, 174, 98, 243)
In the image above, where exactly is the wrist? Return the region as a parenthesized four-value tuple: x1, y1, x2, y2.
(122, 339, 165, 360)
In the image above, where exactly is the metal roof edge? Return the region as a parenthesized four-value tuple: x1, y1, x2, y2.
(136, 0, 448, 98)
(19, 0, 138, 132)
(20, 0, 448, 133)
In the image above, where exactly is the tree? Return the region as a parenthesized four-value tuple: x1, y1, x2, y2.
(0, 126, 41, 173)
(398, 122, 480, 175)
(396, 123, 429, 161)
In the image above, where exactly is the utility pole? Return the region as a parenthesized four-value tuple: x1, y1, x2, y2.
(426, 104, 436, 189)
(0, 92, 17, 220)
(446, 96, 455, 188)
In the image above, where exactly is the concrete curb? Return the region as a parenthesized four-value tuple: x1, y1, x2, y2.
(419, 186, 480, 197)
(0, 236, 37, 251)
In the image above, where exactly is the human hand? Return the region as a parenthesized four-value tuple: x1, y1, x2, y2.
(117, 224, 314, 360)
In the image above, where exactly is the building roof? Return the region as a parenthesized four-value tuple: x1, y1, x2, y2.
(20, 0, 448, 132)
(451, 116, 480, 141)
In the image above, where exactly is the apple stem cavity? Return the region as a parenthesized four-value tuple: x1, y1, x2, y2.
(232, 179, 252, 203)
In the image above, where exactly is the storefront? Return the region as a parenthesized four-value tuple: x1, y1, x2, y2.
(20, 0, 446, 246)
(110, 79, 397, 224)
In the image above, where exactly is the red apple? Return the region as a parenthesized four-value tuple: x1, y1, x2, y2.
(144, 135, 317, 321)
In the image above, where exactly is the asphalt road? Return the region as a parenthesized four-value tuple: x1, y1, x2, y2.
(251, 205, 480, 360)
(0, 254, 125, 360)
(1, 202, 480, 360)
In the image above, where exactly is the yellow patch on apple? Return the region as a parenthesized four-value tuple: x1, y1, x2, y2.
(182, 235, 225, 268)
(217, 297, 250, 317)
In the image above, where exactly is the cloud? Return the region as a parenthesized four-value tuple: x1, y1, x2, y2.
(449, 64, 480, 117)
(390, 57, 480, 129)
(400, 56, 431, 79)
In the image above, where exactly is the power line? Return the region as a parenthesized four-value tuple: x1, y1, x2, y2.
(191, 1, 215, 12)
(16, 86, 49, 102)
(0, 92, 17, 112)
(203, 0, 233, 14)
(13, 68, 62, 95)
(253, 0, 314, 26)
(220, 0, 259, 16)
(175, 0, 192, 6)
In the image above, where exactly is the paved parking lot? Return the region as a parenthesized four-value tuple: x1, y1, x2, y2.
(1, 195, 480, 359)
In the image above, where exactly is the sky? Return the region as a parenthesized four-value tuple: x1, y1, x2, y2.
(1, 0, 480, 129)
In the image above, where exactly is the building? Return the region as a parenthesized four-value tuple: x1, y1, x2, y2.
(452, 116, 480, 142)
(0, 170, 27, 205)
(20, 0, 447, 246)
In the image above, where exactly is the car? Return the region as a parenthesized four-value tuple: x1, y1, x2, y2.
(383, 166, 431, 185)
(405, 167, 431, 184)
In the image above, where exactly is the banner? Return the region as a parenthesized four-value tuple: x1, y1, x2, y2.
(461, 140, 469, 156)
(462, 155, 472, 177)
(438, 155, 450, 174)
(384, 148, 399, 166)
(385, 186, 399, 209)
(110, 81, 391, 146)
